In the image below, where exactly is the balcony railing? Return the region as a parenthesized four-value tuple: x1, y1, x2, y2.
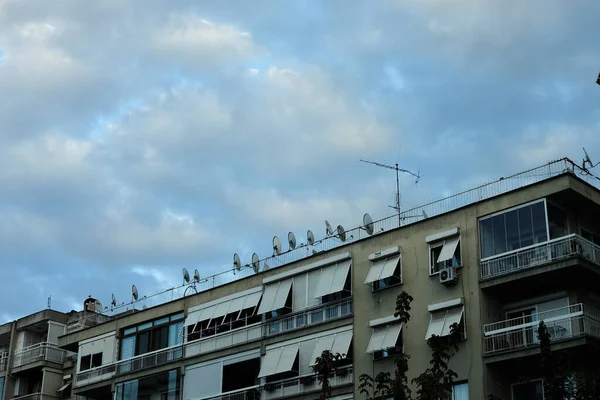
(197, 386, 261, 400)
(483, 303, 600, 355)
(265, 299, 352, 336)
(0, 351, 8, 372)
(263, 366, 353, 400)
(12, 343, 66, 368)
(75, 363, 117, 387)
(116, 345, 183, 374)
(12, 394, 61, 400)
(480, 234, 600, 280)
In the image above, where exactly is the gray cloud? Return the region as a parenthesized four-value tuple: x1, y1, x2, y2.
(1, 0, 599, 321)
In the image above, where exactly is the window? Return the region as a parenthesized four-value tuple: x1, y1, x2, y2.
(366, 323, 403, 358)
(451, 382, 469, 400)
(80, 355, 91, 371)
(479, 200, 548, 259)
(365, 251, 402, 290)
(547, 203, 568, 239)
(120, 313, 185, 360)
(430, 237, 461, 275)
(372, 262, 402, 291)
(115, 369, 179, 400)
(91, 353, 102, 368)
(582, 229, 600, 245)
(425, 306, 465, 340)
(222, 358, 261, 393)
(512, 380, 543, 400)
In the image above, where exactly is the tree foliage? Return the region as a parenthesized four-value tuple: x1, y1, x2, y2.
(313, 349, 345, 400)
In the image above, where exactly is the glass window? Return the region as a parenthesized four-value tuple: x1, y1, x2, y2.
(123, 327, 137, 336)
(479, 201, 549, 259)
(0, 377, 4, 400)
(80, 355, 91, 371)
(137, 322, 153, 331)
(168, 321, 184, 347)
(547, 203, 568, 239)
(170, 312, 184, 321)
(513, 380, 543, 400)
(430, 239, 461, 274)
(135, 331, 150, 355)
(91, 353, 102, 368)
(120, 336, 136, 360)
(452, 382, 469, 400)
(153, 317, 170, 327)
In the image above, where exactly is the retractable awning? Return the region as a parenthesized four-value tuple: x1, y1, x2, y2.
(364, 254, 401, 284)
(309, 330, 353, 365)
(258, 345, 299, 378)
(366, 324, 403, 353)
(436, 236, 460, 263)
(57, 382, 72, 393)
(425, 306, 464, 340)
(257, 279, 293, 314)
(191, 290, 264, 329)
(313, 260, 352, 298)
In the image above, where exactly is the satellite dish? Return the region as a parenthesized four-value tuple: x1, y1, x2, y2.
(363, 213, 374, 235)
(583, 147, 597, 169)
(233, 253, 241, 271)
(325, 220, 334, 236)
(194, 269, 200, 283)
(132, 285, 139, 301)
(252, 253, 260, 274)
(337, 225, 346, 242)
(263, 263, 270, 271)
(111, 294, 117, 307)
(288, 232, 297, 250)
(182, 268, 190, 283)
(422, 210, 429, 219)
(273, 236, 282, 255)
(95, 300, 103, 313)
(307, 230, 315, 246)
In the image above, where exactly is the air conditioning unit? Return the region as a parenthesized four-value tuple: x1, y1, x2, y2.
(439, 267, 457, 285)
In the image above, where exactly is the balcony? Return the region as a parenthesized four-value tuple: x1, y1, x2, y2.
(12, 394, 60, 400)
(197, 386, 261, 400)
(480, 234, 600, 281)
(75, 364, 117, 387)
(0, 351, 8, 372)
(116, 345, 183, 375)
(483, 303, 600, 356)
(12, 343, 66, 368)
(263, 366, 353, 400)
(266, 299, 353, 336)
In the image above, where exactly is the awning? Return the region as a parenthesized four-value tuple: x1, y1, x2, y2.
(57, 382, 72, 393)
(258, 345, 299, 378)
(437, 236, 460, 263)
(310, 330, 353, 365)
(366, 324, 402, 353)
(257, 279, 293, 314)
(364, 254, 401, 284)
(313, 260, 352, 298)
(191, 291, 264, 329)
(425, 306, 464, 339)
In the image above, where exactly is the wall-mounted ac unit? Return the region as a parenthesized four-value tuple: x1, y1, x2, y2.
(439, 267, 457, 285)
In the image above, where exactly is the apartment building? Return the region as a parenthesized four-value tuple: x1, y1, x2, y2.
(1, 158, 599, 400)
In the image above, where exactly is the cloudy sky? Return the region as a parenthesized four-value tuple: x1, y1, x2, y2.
(1, 0, 599, 322)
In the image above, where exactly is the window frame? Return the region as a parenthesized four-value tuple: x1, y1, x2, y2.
(451, 381, 469, 400)
(429, 236, 462, 276)
(479, 198, 550, 261)
(372, 326, 403, 361)
(511, 378, 544, 400)
(371, 256, 402, 292)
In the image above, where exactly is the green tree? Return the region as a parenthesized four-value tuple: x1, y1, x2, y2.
(538, 321, 569, 400)
(358, 291, 414, 400)
(313, 349, 345, 400)
(411, 323, 461, 400)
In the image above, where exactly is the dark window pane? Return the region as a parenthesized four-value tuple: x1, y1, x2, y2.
(430, 245, 442, 272)
(136, 331, 150, 355)
(480, 218, 494, 258)
(91, 353, 102, 368)
(518, 206, 534, 247)
(547, 203, 568, 239)
(531, 202, 548, 243)
(513, 380, 543, 400)
(505, 210, 520, 251)
(151, 326, 168, 351)
(80, 355, 91, 371)
(492, 214, 507, 255)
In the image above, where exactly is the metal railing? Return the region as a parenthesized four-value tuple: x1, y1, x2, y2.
(266, 299, 353, 336)
(12, 394, 61, 400)
(483, 304, 600, 355)
(12, 343, 66, 368)
(197, 386, 261, 400)
(263, 366, 353, 400)
(480, 234, 600, 280)
(75, 363, 117, 387)
(101, 158, 600, 314)
(116, 345, 183, 374)
(0, 351, 8, 372)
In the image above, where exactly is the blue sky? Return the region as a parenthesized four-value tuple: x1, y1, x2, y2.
(0, 0, 599, 321)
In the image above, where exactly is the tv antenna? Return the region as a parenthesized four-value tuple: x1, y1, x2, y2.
(360, 159, 421, 225)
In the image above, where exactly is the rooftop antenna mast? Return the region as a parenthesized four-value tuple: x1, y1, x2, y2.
(360, 159, 421, 225)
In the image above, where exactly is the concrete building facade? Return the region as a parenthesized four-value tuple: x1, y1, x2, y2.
(1, 158, 599, 400)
